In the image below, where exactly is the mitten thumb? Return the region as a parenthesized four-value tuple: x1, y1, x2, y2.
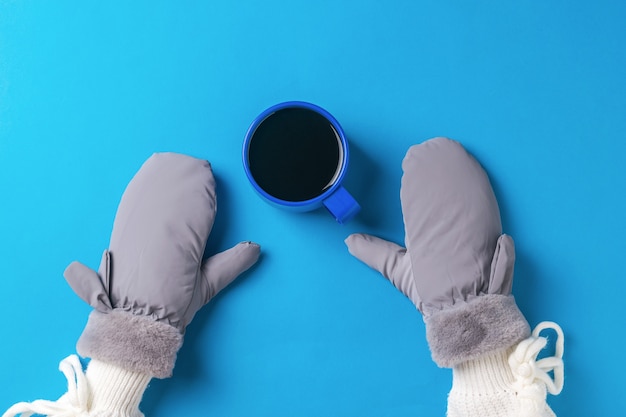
(200, 241, 261, 304)
(345, 233, 421, 309)
(63, 250, 112, 312)
(488, 234, 516, 295)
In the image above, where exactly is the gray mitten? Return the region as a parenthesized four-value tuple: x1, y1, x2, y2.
(346, 138, 565, 416)
(65, 152, 260, 378)
(345, 137, 529, 367)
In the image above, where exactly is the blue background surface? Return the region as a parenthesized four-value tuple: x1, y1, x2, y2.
(1, 1, 625, 416)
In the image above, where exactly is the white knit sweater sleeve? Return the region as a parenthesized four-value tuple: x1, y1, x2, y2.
(447, 322, 564, 417)
(2, 356, 151, 417)
(86, 359, 151, 417)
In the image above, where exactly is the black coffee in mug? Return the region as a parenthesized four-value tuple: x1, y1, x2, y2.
(247, 107, 342, 202)
(243, 101, 360, 223)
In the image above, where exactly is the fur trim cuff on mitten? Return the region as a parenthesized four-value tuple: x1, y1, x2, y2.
(77, 310, 183, 378)
(425, 295, 530, 368)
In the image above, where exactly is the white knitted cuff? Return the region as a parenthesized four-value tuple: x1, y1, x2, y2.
(448, 341, 560, 417)
(86, 359, 152, 417)
(451, 348, 515, 394)
(448, 349, 519, 417)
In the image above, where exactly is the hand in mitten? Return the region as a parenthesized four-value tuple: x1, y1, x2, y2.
(3, 153, 260, 417)
(345, 138, 563, 417)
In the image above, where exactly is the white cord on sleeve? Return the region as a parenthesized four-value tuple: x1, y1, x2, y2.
(3, 355, 91, 417)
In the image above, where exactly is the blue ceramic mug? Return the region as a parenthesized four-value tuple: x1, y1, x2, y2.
(243, 101, 360, 223)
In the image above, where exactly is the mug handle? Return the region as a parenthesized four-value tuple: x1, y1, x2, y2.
(323, 186, 361, 224)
